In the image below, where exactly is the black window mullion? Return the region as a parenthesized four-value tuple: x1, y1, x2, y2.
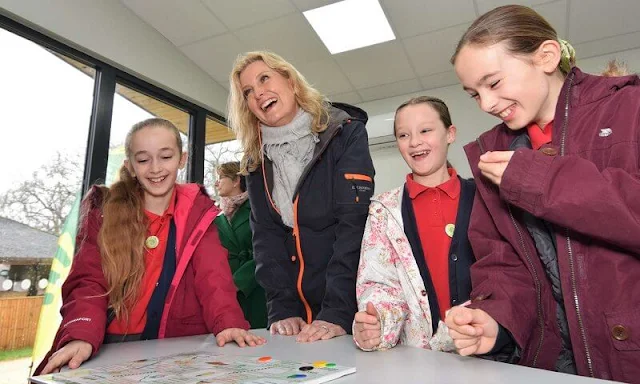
(82, 66, 116, 195)
(188, 108, 207, 184)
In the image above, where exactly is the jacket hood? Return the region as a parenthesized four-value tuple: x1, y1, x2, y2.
(329, 102, 368, 125)
(569, 67, 640, 107)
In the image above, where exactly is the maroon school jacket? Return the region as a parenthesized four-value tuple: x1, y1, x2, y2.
(35, 184, 248, 375)
(464, 67, 640, 383)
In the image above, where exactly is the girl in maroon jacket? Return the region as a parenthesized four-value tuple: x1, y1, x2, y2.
(37, 118, 264, 375)
(445, 5, 640, 383)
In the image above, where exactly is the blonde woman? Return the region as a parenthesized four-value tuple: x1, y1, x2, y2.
(228, 51, 375, 342)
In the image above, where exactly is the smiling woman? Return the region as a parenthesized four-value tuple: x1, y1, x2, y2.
(227, 51, 375, 343)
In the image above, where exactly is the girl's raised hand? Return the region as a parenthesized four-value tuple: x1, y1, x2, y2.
(478, 151, 514, 186)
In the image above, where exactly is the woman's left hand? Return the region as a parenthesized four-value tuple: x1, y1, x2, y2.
(478, 151, 514, 186)
(296, 320, 346, 343)
(216, 328, 266, 347)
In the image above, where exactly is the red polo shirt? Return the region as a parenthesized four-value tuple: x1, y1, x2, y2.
(528, 121, 553, 150)
(107, 189, 177, 335)
(406, 168, 460, 319)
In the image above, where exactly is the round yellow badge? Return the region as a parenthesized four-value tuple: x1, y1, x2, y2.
(145, 235, 159, 249)
(445, 224, 455, 238)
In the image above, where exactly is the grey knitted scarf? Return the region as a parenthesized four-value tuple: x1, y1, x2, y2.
(261, 109, 318, 227)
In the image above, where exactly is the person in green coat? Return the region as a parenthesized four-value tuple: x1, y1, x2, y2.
(214, 161, 267, 329)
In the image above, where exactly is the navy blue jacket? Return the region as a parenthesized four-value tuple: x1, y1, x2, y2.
(248, 103, 375, 333)
(401, 176, 476, 332)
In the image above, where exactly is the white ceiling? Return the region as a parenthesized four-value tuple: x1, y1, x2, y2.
(121, 0, 640, 105)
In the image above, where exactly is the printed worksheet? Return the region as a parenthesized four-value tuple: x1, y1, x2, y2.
(30, 352, 356, 384)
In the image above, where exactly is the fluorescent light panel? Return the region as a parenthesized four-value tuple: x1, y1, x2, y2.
(303, 0, 395, 54)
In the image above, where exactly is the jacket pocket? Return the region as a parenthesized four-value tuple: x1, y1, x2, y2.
(338, 171, 374, 204)
(605, 309, 640, 382)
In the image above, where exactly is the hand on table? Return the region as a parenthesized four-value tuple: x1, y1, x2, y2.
(216, 328, 266, 347)
(41, 340, 92, 374)
(296, 320, 346, 343)
(353, 302, 381, 350)
(270, 317, 307, 336)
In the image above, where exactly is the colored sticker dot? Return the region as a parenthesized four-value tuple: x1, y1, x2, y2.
(299, 366, 314, 371)
(258, 356, 272, 363)
(288, 374, 307, 378)
(326, 363, 336, 367)
(312, 360, 327, 368)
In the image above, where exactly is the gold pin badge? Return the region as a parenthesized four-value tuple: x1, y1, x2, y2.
(145, 235, 159, 249)
(445, 224, 455, 238)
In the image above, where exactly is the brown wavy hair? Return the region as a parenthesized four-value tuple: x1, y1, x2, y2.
(98, 118, 182, 321)
(228, 51, 329, 174)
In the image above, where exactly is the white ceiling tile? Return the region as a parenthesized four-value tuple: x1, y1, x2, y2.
(381, 0, 476, 38)
(475, 0, 556, 14)
(234, 13, 331, 65)
(533, 0, 567, 38)
(403, 23, 470, 77)
(294, 59, 355, 96)
(290, 0, 342, 12)
(327, 91, 362, 105)
(334, 41, 416, 88)
(568, 0, 640, 44)
(420, 71, 460, 90)
(122, 0, 227, 46)
(202, 0, 297, 30)
(180, 34, 248, 86)
(574, 31, 640, 61)
(358, 78, 423, 102)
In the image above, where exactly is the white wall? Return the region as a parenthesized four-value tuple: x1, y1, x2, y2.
(0, 0, 228, 115)
(361, 47, 640, 193)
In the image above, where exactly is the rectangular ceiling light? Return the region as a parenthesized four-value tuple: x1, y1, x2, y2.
(303, 0, 395, 54)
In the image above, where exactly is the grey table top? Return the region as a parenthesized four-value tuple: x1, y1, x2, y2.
(55, 330, 614, 383)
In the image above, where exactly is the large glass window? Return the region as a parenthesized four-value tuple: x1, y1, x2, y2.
(0, 27, 94, 380)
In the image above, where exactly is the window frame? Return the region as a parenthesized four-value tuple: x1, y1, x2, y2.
(0, 12, 226, 192)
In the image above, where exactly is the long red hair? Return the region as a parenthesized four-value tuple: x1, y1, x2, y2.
(98, 118, 182, 321)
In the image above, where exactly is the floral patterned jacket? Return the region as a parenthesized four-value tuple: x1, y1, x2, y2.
(355, 185, 455, 352)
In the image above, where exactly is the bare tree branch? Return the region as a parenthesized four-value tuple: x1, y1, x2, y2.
(0, 151, 83, 235)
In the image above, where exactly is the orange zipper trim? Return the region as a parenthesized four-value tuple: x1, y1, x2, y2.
(344, 173, 372, 182)
(293, 196, 313, 324)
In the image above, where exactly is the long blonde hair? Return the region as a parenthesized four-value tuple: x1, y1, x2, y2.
(98, 118, 182, 321)
(228, 51, 329, 174)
